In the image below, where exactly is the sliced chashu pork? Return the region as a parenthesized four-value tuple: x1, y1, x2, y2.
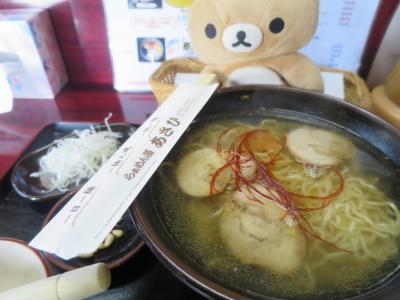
(219, 184, 307, 274)
(287, 126, 355, 168)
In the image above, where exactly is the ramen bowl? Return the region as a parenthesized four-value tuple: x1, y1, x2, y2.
(132, 86, 400, 299)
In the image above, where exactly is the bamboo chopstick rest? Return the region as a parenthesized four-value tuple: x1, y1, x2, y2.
(0, 263, 111, 300)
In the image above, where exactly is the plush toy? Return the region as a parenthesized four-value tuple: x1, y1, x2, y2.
(188, 0, 324, 92)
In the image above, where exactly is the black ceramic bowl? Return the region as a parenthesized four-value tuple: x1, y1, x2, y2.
(132, 86, 400, 300)
(12, 123, 136, 202)
(43, 190, 144, 271)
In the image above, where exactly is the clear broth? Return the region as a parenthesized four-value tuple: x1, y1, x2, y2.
(154, 117, 400, 299)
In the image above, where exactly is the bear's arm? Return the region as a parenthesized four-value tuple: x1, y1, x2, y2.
(264, 53, 324, 92)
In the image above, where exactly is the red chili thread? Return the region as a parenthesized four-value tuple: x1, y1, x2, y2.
(210, 127, 350, 253)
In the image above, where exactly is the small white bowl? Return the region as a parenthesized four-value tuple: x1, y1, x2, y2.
(0, 238, 52, 292)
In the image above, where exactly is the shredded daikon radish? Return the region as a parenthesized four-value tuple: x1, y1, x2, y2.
(30, 123, 122, 192)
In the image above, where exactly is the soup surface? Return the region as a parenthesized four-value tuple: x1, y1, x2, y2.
(155, 116, 400, 299)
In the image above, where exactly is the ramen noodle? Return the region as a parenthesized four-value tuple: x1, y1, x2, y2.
(155, 118, 400, 299)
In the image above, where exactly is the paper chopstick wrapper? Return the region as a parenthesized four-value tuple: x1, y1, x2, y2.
(0, 263, 111, 300)
(30, 79, 219, 259)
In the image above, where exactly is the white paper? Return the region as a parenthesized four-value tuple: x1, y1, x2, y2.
(301, 0, 380, 72)
(321, 72, 345, 100)
(103, 0, 380, 92)
(30, 83, 219, 260)
(175, 72, 201, 85)
(0, 65, 13, 114)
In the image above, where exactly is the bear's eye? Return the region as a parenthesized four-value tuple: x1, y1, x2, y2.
(205, 23, 217, 39)
(269, 18, 285, 34)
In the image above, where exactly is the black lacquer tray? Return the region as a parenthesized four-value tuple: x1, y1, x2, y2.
(0, 122, 204, 300)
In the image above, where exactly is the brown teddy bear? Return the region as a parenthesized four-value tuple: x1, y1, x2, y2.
(188, 0, 324, 92)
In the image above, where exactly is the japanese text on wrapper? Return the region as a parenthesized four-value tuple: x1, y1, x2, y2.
(124, 117, 181, 181)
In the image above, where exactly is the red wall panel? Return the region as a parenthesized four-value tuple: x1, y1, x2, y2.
(360, 0, 399, 78)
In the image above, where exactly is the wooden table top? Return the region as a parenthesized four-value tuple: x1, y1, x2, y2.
(0, 87, 157, 181)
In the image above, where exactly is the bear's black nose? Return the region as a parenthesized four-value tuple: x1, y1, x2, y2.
(232, 30, 252, 48)
(236, 31, 246, 41)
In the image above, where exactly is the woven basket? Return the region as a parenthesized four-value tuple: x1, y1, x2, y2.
(150, 58, 372, 110)
(150, 58, 205, 103)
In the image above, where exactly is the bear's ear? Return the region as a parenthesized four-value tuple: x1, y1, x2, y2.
(165, 0, 193, 7)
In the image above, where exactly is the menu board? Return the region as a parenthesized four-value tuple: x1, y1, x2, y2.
(103, 1, 194, 92)
(301, 0, 380, 72)
(103, 0, 380, 92)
